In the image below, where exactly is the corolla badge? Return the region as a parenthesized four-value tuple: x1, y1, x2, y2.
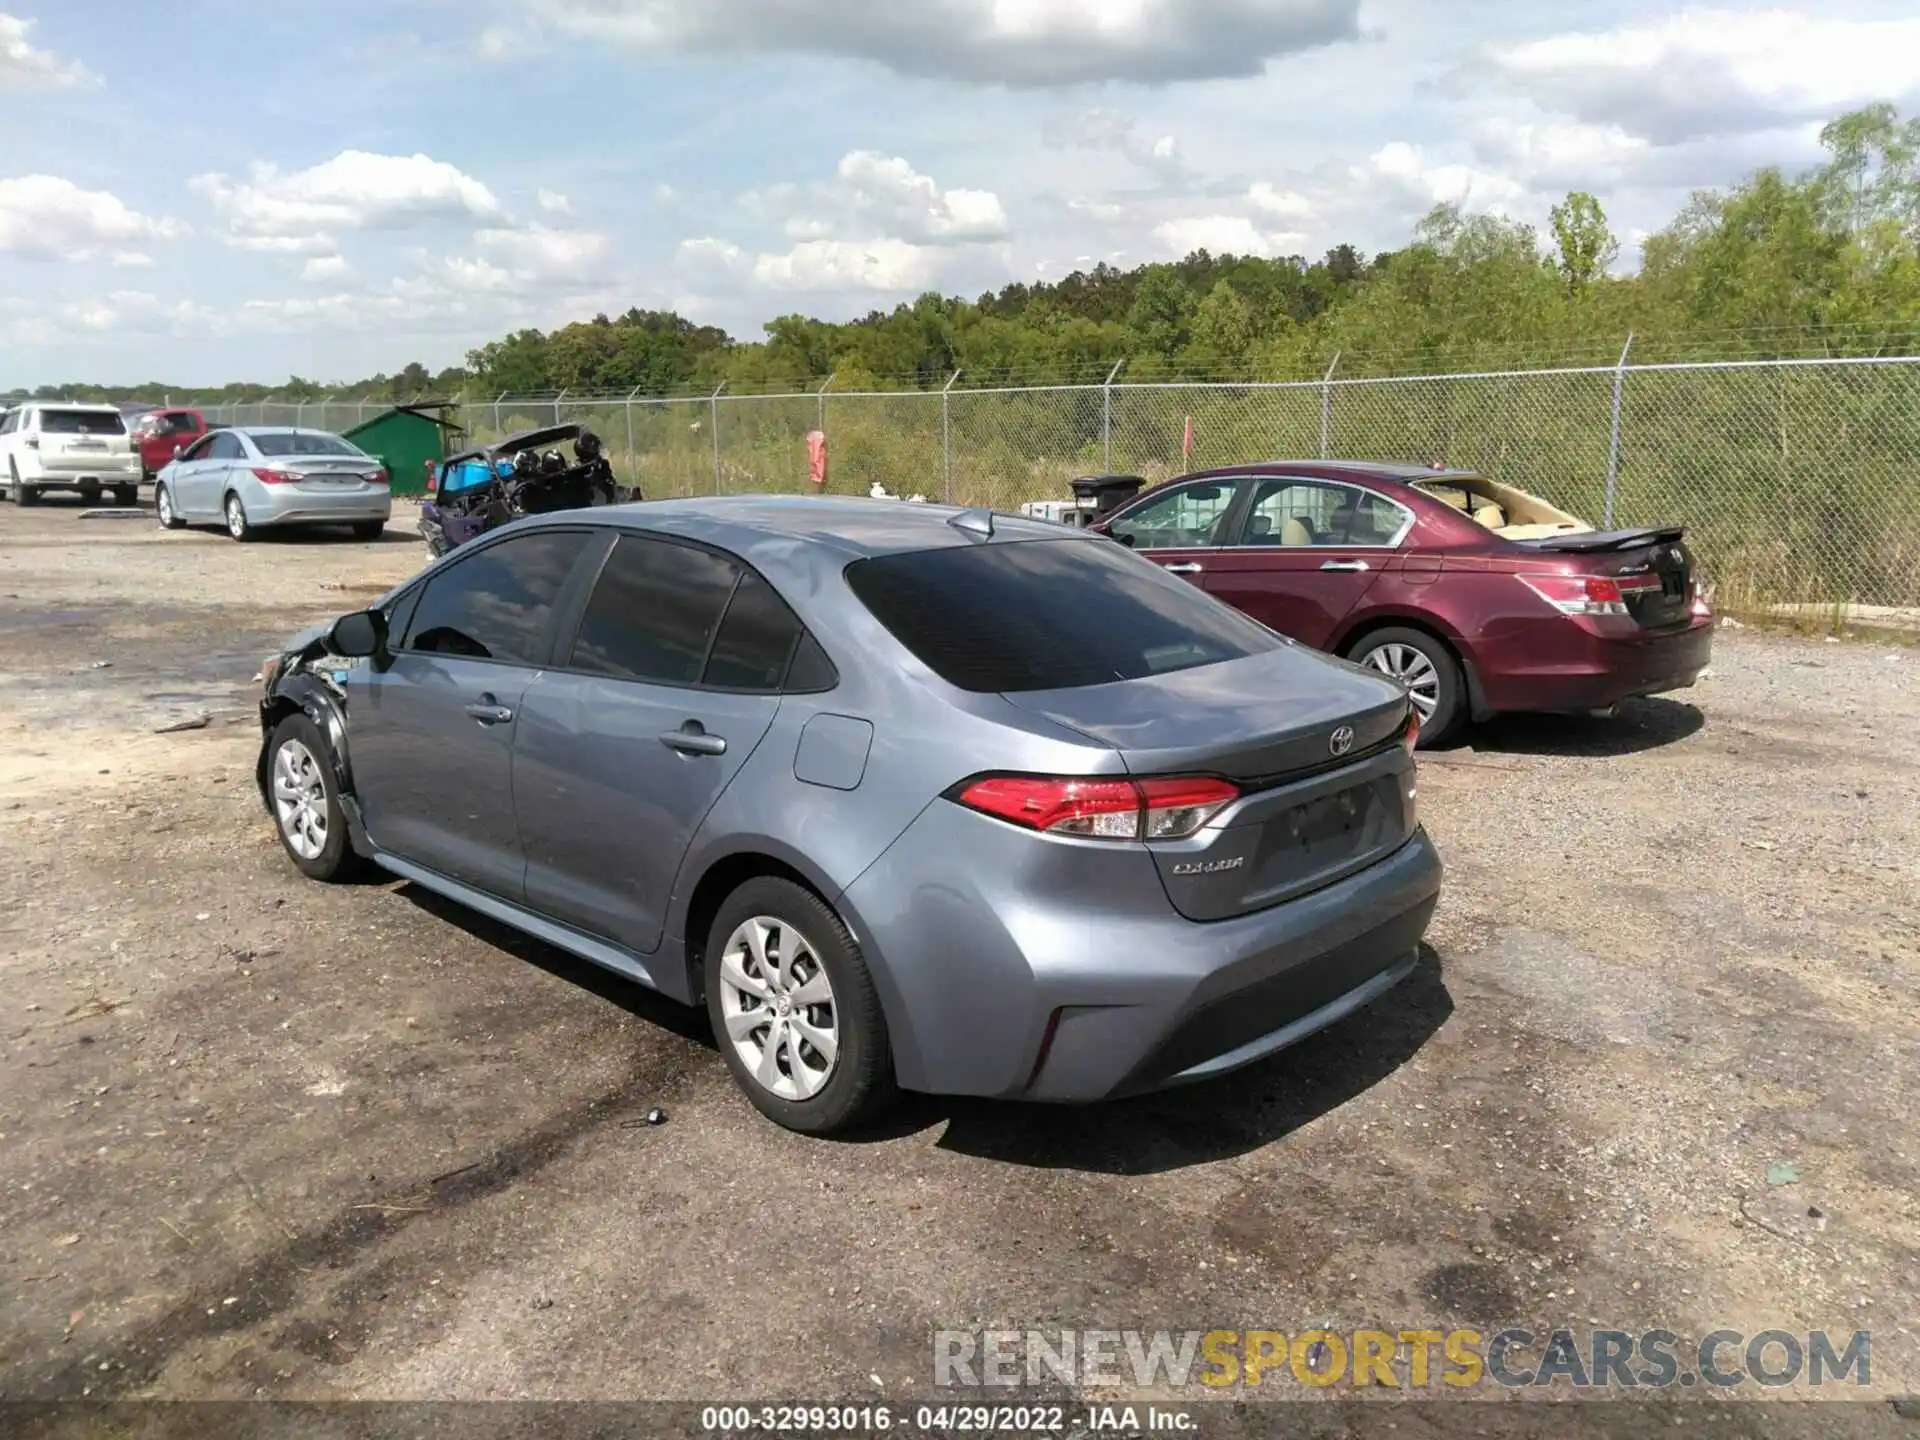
(1171, 856, 1245, 876)
(1329, 725, 1356, 757)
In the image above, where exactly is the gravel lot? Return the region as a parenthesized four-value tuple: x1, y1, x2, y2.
(1, 494, 1915, 1422)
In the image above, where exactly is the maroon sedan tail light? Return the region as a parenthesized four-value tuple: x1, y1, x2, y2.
(957, 774, 1240, 840)
(1516, 573, 1642, 617)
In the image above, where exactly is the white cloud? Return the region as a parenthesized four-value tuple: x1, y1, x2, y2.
(1467, 118, 1651, 189)
(63, 290, 211, 334)
(473, 224, 610, 277)
(504, 0, 1361, 86)
(1356, 142, 1529, 214)
(191, 151, 503, 248)
(1154, 215, 1283, 258)
(301, 254, 353, 283)
(1481, 10, 1920, 145)
(751, 237, 943, 291)
(111, 250, 153, 269)
(226, 233, 339, 255)
(0, 13, 94, 89)
(744, 151, 1009, 246)
(1067, 195, 1124, 223)
(536, 187, 572, 214)
(1044, 108, 1189, 182)
(1246, 182, 1315, 222)
(0, 175, 182, 261)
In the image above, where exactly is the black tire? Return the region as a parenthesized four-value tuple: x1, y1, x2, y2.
(11, 462, 34, 505)
(265, 713, 366, 882)
(113, 484, 138, 507)
(703, 877, 898, 1135)
(224, 491, 255, 541)
(154, 484, 184, 530)
(1346, 625, 1465, 748)
(350, 520, 385, 541)
(81, 485, 101, 504)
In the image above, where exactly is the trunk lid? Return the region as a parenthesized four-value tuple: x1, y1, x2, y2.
(36, 411, 132, 472)
(1516, 526, 1694, 629)
(1000, 646, 1418, 920)
(279, 457, 388, 489)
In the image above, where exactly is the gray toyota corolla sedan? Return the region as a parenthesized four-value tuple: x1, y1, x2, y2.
(256, 496, 1442, 1133)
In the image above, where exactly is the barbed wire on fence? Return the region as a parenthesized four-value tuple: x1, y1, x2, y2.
(201, 352, 1920, 613)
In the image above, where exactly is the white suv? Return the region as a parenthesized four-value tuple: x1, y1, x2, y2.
(1, 402, 141, 506)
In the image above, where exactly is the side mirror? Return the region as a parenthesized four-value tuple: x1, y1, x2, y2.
(327, 608, 387, 658)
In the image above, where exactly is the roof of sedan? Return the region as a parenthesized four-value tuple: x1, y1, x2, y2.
(583, 494, 1081, 558)
(1189, 460, 1474, 484)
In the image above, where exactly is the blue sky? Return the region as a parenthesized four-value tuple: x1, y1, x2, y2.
(3, 0, 1918, 388)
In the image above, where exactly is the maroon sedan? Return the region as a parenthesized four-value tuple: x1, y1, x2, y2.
(1088, 461, 1713, 746)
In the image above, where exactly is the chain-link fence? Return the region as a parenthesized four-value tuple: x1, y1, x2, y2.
(206, 354, 1920, 610)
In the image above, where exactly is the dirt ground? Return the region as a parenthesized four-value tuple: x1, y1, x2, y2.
(1, 493, 1916, 1421)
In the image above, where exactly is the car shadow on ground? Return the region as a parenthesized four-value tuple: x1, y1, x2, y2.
(1463, 696, 1704, 757)
(397, 881, 1453, 1171)
(397, 886, 714, 1046)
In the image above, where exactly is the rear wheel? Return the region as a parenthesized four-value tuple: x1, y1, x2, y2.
(155, 484, 184, 530)
(704, 877, 897, 1135)
(113, 484, 138, 507)
(81, 485, 101, 504)
(11, 462, 34, 505)
(1348, 626, 1464, 747)
(350, 520, 385, 541)
(225, 491, 255, 541)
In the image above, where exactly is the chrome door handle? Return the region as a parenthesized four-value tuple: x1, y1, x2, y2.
(661, 728, 727, 757)
(1320, 560, 1370, 573)
(1162, 563, 1205, 575)
(463, 698, 514, 725)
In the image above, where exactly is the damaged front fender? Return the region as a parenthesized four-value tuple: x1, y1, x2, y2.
(256, 667, 372, 854)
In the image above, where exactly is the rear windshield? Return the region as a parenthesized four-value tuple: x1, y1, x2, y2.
(39, 409, 126, 435)
(845, 537, 1282, 693)
(252, 432, 363, 458)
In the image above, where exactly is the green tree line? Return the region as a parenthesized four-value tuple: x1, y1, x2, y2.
(12, 104, 1920, 406)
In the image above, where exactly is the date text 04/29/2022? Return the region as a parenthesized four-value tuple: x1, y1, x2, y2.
(699, 1404, 1195, 1433)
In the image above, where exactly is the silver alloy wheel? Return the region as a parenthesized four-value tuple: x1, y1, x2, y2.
(226, 495, 247, 539)
(1361, 642, 1440, 720)
(272, 738, 329, 860)
(717, 915, 839, 1101)
(156, 487, 173, 527)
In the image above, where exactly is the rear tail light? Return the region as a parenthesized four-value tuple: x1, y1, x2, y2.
(252, 467, 299, 485)
(368, 468, 390, 486)
(1517, 573, 1629, 617)
(955, 774, 1239, 840)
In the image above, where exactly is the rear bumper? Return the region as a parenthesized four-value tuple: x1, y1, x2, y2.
(16, 458, 140, 487)
(253, 488, 393, 526)
(1470, 613, 1714, 715)
(838, 802, 1443, 1103)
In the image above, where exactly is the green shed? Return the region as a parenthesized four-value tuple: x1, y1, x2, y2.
(343, 402, 466, 497)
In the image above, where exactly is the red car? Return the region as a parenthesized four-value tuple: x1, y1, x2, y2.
(1089, 461, 1713, 746)
(129, 408, 208, 481)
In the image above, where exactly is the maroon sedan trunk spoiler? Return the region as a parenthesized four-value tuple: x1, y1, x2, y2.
(1514, 525, 1685, 554)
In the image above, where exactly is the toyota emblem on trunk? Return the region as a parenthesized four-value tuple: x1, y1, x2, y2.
(1329, 725, 1355, 756)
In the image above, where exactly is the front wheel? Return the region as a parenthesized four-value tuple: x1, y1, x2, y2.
(155, 484, 184, 529)
(1348, 626, 1465, 748)
(266, 714, 365, 882)
(704, 878, 898, 1135)
(225, 491, 255, 541)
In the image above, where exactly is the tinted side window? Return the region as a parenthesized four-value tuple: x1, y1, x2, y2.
(404, 530, 591, 664)
(180, 434, 215, 461)
(704, 571, 804, 690)
(847, 537, 1281, 693)
(210, 432, 245, 460)
(570, 535, 738, 685)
